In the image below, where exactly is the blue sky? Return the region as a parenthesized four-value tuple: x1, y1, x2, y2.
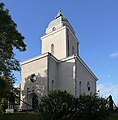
(2, 0, 118, 105)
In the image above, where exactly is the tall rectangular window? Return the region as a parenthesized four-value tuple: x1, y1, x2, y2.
(51, 44, 54, 55)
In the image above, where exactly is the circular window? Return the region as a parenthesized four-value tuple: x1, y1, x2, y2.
(52, 27, 56, 31)
(30, 74, 37, 82)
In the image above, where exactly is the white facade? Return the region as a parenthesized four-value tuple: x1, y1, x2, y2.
(20, 11, 97, 110)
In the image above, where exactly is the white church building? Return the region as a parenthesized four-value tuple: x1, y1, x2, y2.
(20, 11, 98, 110)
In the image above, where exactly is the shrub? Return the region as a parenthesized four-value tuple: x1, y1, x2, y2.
(39, 90, 78, 120)
(76, 94, 108, 120)
(39, 90, 109, 120)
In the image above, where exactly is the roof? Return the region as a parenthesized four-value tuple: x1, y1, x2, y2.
(48, 10, 69, 27)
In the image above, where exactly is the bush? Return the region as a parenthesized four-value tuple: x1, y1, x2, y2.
(39, 90, 109, 120)
(39, 90, 77, 120)
(76, 94, 108, 120)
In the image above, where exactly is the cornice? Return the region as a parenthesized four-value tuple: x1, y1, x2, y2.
(20, 52, 49, 66)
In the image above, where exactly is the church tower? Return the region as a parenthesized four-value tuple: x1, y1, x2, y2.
(41, 10, 79, 59)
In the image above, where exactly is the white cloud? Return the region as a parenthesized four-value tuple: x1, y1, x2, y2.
(110, 51, 118, 58)
(97, 83, 118, 105)
(97, 84, 111, 96)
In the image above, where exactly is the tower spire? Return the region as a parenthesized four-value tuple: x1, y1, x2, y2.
(59, 4, 61, 12)
(55, 5, 63, 19)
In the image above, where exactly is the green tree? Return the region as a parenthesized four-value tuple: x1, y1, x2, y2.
(39, 90, 109, 120)
(0, 98, 7, 113)
(0, 2, 26, 98)
(0, 77, 9, 98)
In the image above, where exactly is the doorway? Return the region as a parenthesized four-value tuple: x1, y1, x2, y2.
(32, 94, 39, 111)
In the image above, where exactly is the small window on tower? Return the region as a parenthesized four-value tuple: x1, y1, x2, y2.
(51, 44, 54, 55)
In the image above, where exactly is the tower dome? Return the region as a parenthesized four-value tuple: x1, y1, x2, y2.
(48, 10, 68, 27)
(46, 10, 75, 34)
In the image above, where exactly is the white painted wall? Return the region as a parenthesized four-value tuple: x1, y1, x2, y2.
(20, 54, 48, 110)
(75, 58, 96, 96)
(57, 56, 76, 95)
(42, 25, 79, 60)
(67, 28, 79, 56)
(48, 55, 58, 90)
(41, 27, 67, 59)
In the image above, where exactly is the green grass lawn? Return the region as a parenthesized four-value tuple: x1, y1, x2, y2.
(0, 112, 118, 120)
(109, 113, 118, 120)
(0, 112, 39, 120)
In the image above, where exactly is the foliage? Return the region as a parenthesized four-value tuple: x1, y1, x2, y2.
(39, 90, 78, 120)
(0, 98, 7, 113)
(0, 2, 26, 98)
(0, 77, 9, 98)
(39, 90, 109, 120)
(76, 94, 108, 120)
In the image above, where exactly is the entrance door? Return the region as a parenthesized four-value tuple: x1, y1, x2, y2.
(32, 94, 39, 111)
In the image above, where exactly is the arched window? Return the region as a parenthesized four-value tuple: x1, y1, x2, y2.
(72, 46, 74, 55)
(51, 44, 54, 55)
(87, 82, 90, 91)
